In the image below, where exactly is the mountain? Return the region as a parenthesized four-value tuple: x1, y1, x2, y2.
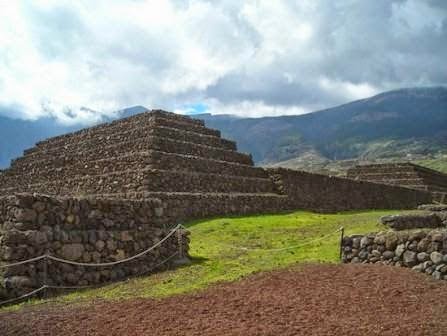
(0, 87, 446, 171)
(197, 87, 447, 167)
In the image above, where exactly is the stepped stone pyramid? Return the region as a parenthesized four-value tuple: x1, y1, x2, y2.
(0, 111, 434, 301)
(347, 163, 447, 196)
(0, 110, 286, 222)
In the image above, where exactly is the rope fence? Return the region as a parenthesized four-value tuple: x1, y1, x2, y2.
(0, 255, 47, 269)
(0, 224, 186, 307)
(0, 286, 48, 306)
(45, 251, 179, 291)
(0, 224, 346, 307)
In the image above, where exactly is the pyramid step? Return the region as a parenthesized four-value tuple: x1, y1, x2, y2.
(347, 165, 417, 175)
(347, 172, 420, 180)
(0, 169, 147, 196)
(405, 185, 447, 193)
(144, 169, 276, 193)
(0, 152, 150, 187)
(12, 135, 253, 170)
(24, 123, 236, 158)
(146, 150, 266, 178)
(145, 192, 289, 222)
(0, 168, 275, 196)
(415, 175, 447, 188)
(73, 191, 289, 222)
(33, 112, 219, 152)
(357, 178, 427, 186)
(1, 151, 267, 186)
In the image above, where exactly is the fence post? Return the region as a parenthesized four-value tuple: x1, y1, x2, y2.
(42, 254, 48, 299)
(177, 226, 184, 259)
(339, 227, 345, 262)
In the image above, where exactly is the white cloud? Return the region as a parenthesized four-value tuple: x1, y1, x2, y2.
(318, 77, 380, 102)
(0, 0, 446, 123)
(204, 99, 309, 118)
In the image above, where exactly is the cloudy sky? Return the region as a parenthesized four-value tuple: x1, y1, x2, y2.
(0, 0, 446, 123)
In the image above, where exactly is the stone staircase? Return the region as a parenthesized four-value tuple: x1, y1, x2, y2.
(0, 110, 286, 221)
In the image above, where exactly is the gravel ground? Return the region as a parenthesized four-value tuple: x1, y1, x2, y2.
(1, 263, 447, 336)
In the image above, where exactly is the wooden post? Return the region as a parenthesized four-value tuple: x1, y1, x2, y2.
(42, 254, 48, 299)
(177, 227, 184, 259)
(339, 227, 345, 262)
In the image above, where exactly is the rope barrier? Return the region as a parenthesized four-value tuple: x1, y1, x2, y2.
(0, 255, 47, 269)
(0, 252, 180, 307)
(47, 224, 181, 267)
(219, 227, 343, 252)
(45, 251, 179, 291)
(0, 223, 341, 308)
(0, 225, 184, 307)
(0, 224, 182, 269)
(0, 286, 47, 306)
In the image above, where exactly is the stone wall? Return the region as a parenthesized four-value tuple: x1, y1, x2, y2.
(380, 213, 447, 230)
(347, 163, 447, 194)
(342, 230, 447, 281)
(267, 168, 433, 212)
(0, 194, 189, 300)
(152, 192, 289, 223)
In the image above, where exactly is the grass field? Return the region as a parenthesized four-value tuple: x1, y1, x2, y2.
(4, 209, 409, 311)
(418, 156, 447, 174)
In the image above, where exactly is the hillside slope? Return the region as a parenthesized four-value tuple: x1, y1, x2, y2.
(0, 87, 446, 169)
(198, 87, 447, 165)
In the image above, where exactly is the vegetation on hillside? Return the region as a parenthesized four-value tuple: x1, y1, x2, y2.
(417, 156, 447, 174)
(269, 152, 447, 177)
(201, 87, 447, 165)
(3, 209, 413, 311)
(1, 87, 446, 169)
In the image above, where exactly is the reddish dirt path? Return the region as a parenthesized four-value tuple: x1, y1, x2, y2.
(1, 263, 447, 336)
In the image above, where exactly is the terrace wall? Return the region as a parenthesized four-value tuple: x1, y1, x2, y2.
(347, 163, 447, 193)
(342, 230, 447, 281)
(0, 194, 189, 300)
(267, 168, 432, 212)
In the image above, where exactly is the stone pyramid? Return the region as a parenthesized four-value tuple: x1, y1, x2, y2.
(347, 163, 447, 194)
(0, 110, 286, 222)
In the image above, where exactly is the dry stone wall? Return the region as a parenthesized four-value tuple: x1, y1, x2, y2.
(150, 192, 288, 223)
(0, 194, 189, 300)
(380, 213, 447, 230)
(342, 230, 447, 281)
(267, 168, 432, 212)
(347, 163, 447, 194)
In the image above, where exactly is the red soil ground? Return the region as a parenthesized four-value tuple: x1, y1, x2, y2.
(1, 263, 447, 336)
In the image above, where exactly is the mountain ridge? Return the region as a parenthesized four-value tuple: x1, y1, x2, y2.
(198, 86, 447, 165)
(0, 86, 446, 170)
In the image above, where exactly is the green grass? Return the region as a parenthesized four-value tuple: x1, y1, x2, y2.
(3, 209, 412, 311)
(417, 156, 447, 174)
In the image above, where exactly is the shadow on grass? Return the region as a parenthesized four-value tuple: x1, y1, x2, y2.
(189, 255, 208, 264)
